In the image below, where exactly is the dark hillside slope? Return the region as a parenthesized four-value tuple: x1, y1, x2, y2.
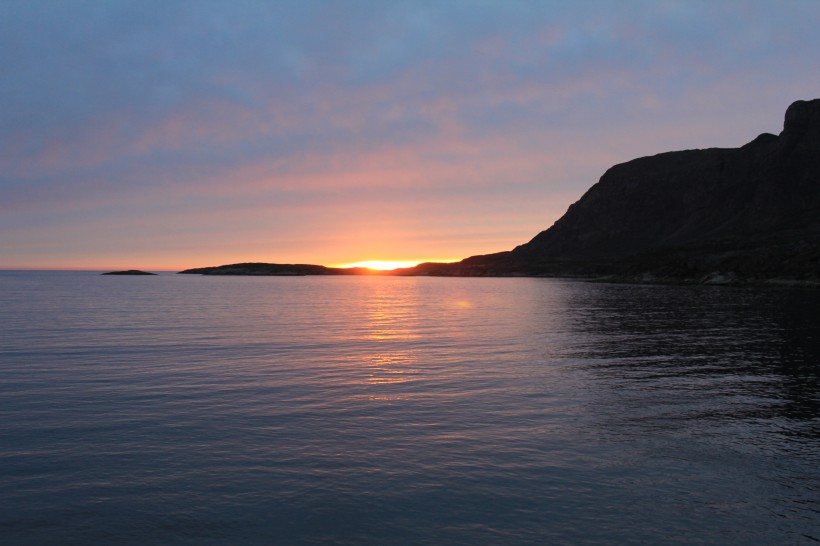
(514, 99, 820, 261)
(404, 99, 820, 282)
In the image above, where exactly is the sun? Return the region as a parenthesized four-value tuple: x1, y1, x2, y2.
(340, 260, 421, 271)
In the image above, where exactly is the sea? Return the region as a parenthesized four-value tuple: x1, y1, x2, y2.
(1, 270, 818, 545)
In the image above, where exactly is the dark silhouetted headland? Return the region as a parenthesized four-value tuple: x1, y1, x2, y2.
(396, 99, 820, 284)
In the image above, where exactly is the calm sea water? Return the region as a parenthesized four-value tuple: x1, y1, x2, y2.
(1, 271, 818, 545)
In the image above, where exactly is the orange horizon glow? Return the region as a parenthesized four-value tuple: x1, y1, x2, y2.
(333, 259, 458, 271)
(0, 257, 466, 272)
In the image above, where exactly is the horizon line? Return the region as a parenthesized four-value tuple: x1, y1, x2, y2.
(0, 257, 465, 273)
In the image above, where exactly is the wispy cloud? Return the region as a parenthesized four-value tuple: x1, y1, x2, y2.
(2, 0, 820, 268)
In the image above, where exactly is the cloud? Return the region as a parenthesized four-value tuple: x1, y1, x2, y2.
(2, 1, 820, 267)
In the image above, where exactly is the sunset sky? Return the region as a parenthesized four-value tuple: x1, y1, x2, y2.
(2, 1, 820, 270)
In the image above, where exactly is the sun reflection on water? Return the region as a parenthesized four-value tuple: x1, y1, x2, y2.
(367, 353, 419, 385)
(347, 277, 482, 401)
(361, 280, 425, 399)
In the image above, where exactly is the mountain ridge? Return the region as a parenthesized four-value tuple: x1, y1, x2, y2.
(396, 98, 820, 283)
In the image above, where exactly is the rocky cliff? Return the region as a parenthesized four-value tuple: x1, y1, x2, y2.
(402, 99, 820, 283)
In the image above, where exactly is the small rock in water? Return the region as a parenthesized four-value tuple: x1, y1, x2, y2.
(101, 270, 156, 275)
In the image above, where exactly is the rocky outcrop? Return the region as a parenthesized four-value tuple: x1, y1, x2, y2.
(102, 270, 156, 275)
(178, 262, 372, 276)
(514, 99, 820, 260)
(401, 99, 820, 284)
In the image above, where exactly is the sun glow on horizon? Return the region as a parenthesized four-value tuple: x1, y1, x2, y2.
(334, 259, 457, 271)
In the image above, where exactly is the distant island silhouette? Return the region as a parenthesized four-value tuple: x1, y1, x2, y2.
(103, 270, 157, 275)
(179, 263, 376, 276)
(180, 99, 820, 285)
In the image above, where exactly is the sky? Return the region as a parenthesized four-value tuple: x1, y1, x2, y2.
(2, 1, 820, 270)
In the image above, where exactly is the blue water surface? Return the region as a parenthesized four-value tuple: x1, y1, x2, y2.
(1, 271, 818, 544)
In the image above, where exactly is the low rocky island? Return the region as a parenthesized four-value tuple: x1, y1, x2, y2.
(102, 270, 157, 275)
(178, 263, 375, 276)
